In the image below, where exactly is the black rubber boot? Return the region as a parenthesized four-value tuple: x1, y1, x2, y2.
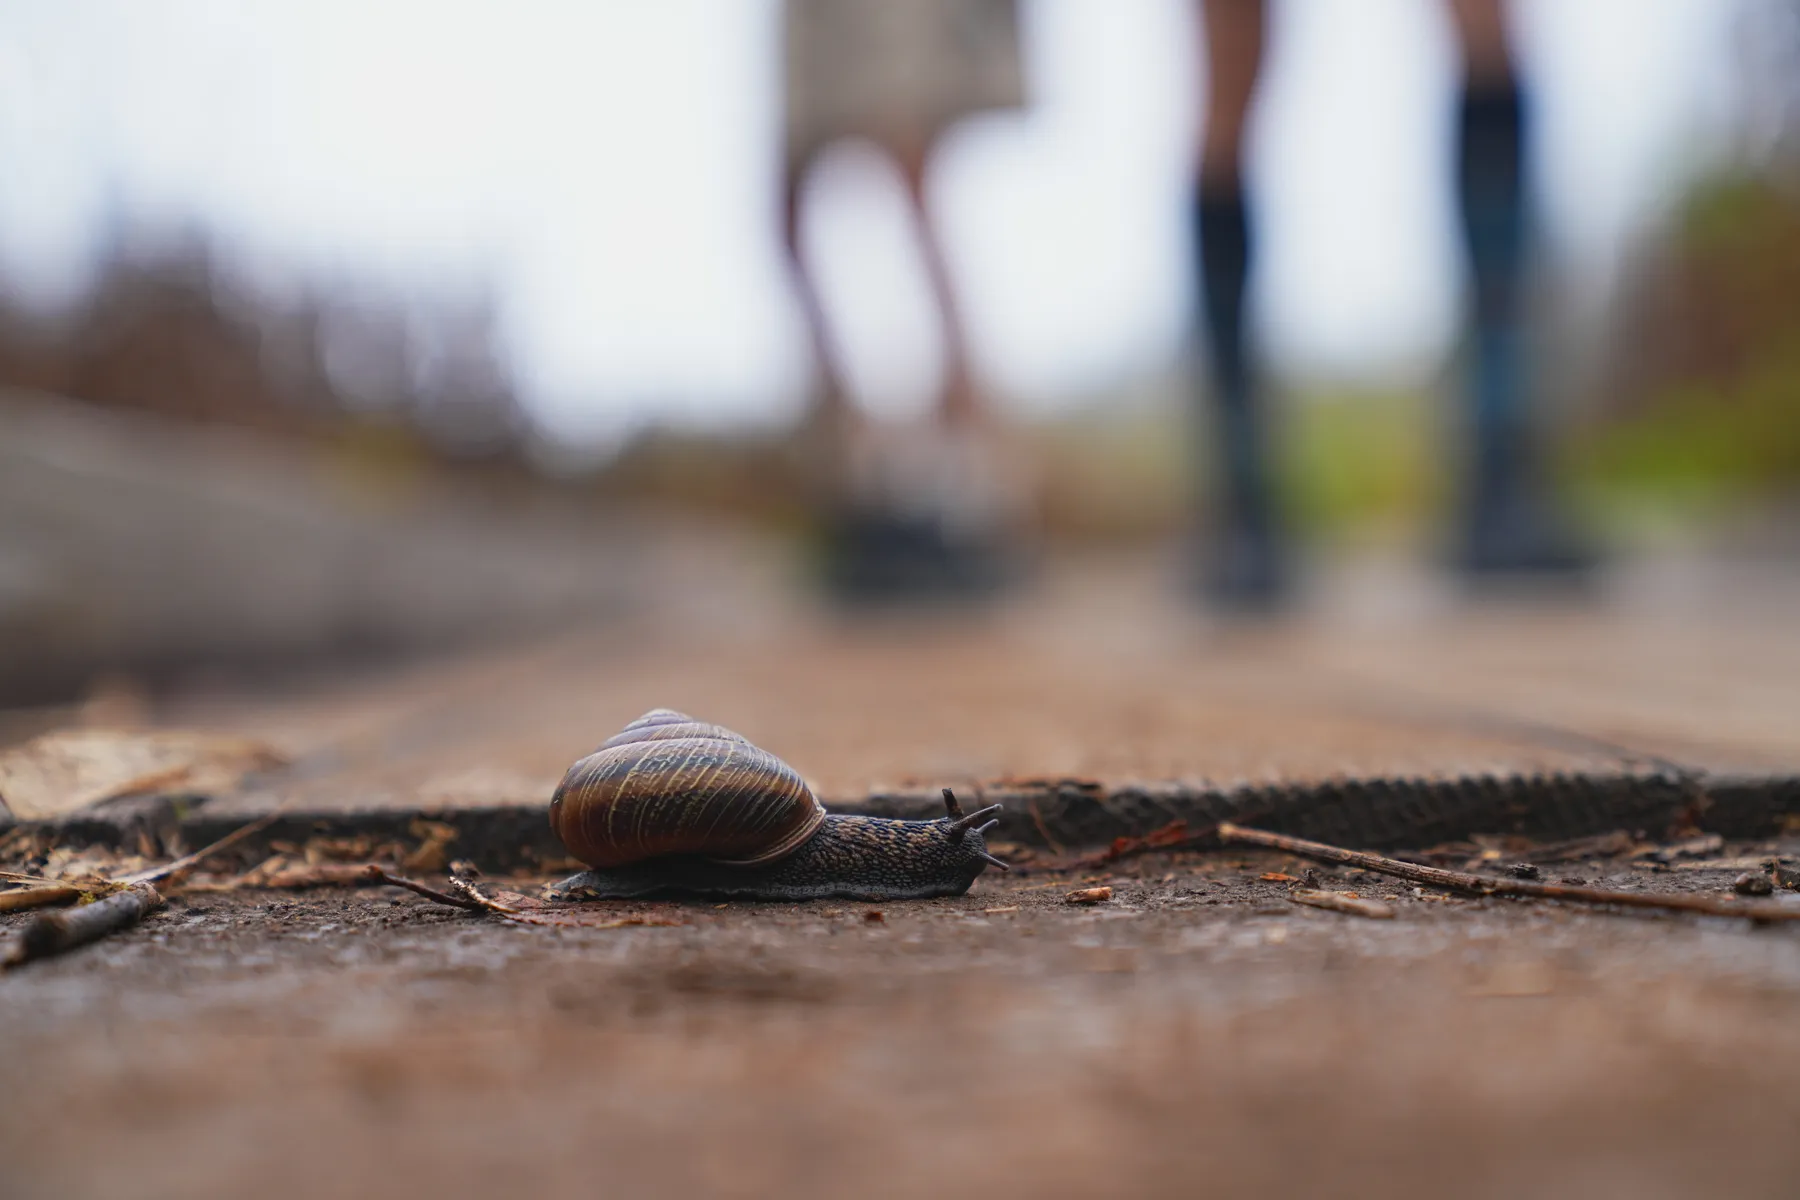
(1452, 80, 1595, 582)
(1190, 185, 1289, 611)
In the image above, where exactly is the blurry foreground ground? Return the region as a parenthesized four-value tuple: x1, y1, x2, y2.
(5, 852, 1800, 1198)
(3, 502, 1799, 1197)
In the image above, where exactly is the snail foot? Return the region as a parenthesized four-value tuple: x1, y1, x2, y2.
(547, 869, 664, 902)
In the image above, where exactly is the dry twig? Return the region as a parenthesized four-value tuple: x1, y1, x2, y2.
(0, 883, 82, 913)
(114, 808, 287, 886)
(261, 861, 389, 889)
(1027, 818, 1211, 873)
(1027, 796, 1066, 858)
(1288, 889, 1395, 920)
(365, 866, 682, 930)
(2, 884, 163, 969)
(1218, 823, 1800, 923)
(364, 865, 490, 911)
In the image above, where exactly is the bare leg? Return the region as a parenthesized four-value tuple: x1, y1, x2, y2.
(1191, 0, 1286, 609)
(801, 138, 1018, 606)
(782, 153, 855, 439)
(1447, 0, 1514, 85)
(1198, 0, 1266, 187)
(894, 138, 982, 429)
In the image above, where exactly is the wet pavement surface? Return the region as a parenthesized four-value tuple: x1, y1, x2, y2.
(7, 847, 1800, 1198)
(4, 553, 1799, 1198)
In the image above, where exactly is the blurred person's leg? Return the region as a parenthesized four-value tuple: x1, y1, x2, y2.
(895, 140, 982, 432)
(782, 154, 856, 444)
(1191, 0, 1288, 610)
(790, 138, 1020, 606)
(856, 138, 1025, 601)
(782, 0, 1028, 606)
(1447, 0, 1592, 577)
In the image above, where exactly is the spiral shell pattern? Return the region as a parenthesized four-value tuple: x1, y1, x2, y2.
(549, 709, 827, 869)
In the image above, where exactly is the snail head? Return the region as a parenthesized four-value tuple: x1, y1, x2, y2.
(939, 788, 1009, 872)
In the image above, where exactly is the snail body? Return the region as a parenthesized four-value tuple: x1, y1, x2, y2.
(548, 709, 1007, 901)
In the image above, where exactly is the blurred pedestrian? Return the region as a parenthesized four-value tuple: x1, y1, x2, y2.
(780, 0, 1032, 603)
(1190, 0, 1593, 610)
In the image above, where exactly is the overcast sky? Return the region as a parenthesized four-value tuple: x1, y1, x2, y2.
(0, 0, 1748, 441)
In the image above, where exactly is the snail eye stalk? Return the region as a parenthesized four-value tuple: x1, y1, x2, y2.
(946, 803, 1002, 836)
(941, 787, 965, 819)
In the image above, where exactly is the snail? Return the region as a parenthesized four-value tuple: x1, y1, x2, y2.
(547, 709, 1008, 901)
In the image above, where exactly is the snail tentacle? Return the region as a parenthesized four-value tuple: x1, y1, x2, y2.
(946, 803, 1003, 836)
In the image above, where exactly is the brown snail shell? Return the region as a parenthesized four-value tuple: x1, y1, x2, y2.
(549, 709, 827, 869)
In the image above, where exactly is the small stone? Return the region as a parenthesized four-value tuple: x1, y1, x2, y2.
(1733, 872, 1774, 897)
(1508, 863, 1541, 880)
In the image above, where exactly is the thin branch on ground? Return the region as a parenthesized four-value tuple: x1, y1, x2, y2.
(115, 808, 288, 886)
(365, 866, 681, 930)
(1027, 797, 1067, 858)
(1218, 822, 1800, 923)
(446, 876, 524, 915)
(2, 884, 164, 969)
(1025, 818, 1211, 873)
(1288, 889, 1395, 919)
(0, 883, 83, 913)
(364, 866, 492, 912)
(1, 870, 71, 885)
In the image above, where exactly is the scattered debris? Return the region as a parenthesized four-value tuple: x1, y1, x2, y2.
(0, 728, 284, 820)
(1508, 863, 1541, 880)
(1735, 873, 1775, 897)
(982, 905, 1020, 915)
(259, 862, 386, 889)
(0, 883, 82, 913)
(1288, 889, 1395, 919)
(401, 819, 458, 873)
(363, 866, 683, 930)
(449, 860, 482, 880)
(1773, 863, 1800, 892)
(115, 807, 287, 886)
(863, 910, 885, 923)
(1639, 833, 1725, 864)
(1517, 830, 1640, 864)
(366, 866, 494, 912)
(1026, 797, 1066, 858)
(1065, 887, 1113, 905)
(1033, 819, 1211, 873)
(123, 819, 458, 894)
(1217, 822, 1800, 923)
(1420, 830, 1640, 869)
(2, 884, 163, 969)
(1259, 871, 1298, 883)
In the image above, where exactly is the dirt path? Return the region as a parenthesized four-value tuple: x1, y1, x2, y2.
(7, 849, 1800, 1199)
(5, 554, 1799, 1198)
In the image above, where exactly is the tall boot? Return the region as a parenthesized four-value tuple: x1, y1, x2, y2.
(1191, 183, 1288, 610)
(1454, 78, 1593, 579)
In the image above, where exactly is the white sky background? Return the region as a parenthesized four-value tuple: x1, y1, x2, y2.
(0, 0, 1748, 443)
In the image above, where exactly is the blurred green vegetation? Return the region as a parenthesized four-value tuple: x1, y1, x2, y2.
(1280, 388, 1441, 544)
(1568, 172, 1800, 538)
(7, 173, 1793, 555)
